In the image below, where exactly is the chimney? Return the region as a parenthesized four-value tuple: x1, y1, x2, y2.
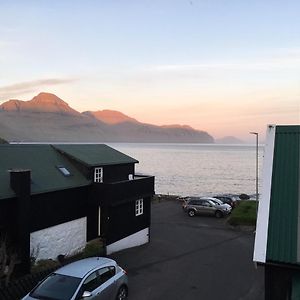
(9, 169, 31, 274)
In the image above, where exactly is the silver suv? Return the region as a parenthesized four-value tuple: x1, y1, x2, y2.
(182, 197, 232, 218)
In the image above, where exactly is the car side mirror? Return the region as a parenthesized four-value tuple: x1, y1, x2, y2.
(82, 291, 92, 298)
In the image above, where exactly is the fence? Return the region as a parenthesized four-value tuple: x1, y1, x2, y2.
(0, 241, 105, 300)
(0, 266, 57, 300)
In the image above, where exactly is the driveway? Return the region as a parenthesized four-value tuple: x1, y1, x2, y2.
(110, 200, 264, 300)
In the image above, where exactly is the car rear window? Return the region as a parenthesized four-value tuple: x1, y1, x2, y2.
(30, 273, 81, 300)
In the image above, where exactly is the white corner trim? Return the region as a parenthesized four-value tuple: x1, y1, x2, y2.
(30, 217, 87, 261)
(253, 125, 276, 263)
(106, 228, 149, 255)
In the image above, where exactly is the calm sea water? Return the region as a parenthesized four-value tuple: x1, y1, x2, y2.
(108, 143, 263, 197)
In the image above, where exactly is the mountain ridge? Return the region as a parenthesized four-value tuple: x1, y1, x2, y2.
(0, 92, 79, 115)
(0, 92, 215, 143)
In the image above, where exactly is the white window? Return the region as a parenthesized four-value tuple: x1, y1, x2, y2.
(135, 199, 143, 216)
(94, 167, 103, 183)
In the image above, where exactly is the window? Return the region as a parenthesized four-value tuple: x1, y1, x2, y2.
(81, 267, 116, 293)
(57, 166, 71, 176)
(82, 271, 99, 292)
(94, 167, 103, 183)
(135, 199, 143, 216)
(98, 267, 115, 284)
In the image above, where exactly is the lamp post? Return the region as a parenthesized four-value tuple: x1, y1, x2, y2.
(250, 132, 259, 204)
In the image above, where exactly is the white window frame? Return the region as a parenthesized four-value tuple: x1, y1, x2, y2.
(94, 167, 103, 183)
(135, 199, 143, 216)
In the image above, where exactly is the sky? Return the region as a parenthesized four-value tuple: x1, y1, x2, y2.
(0, 0, 299, 142)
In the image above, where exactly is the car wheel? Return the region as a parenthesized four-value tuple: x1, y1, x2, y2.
(215, 211, 223, 218)
(188, 209, 195, 217)
(116, 285, 128, 300)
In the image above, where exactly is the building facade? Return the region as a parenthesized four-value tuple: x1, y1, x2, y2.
(0, 144, 155, 274)
(254, 125, 300, 300)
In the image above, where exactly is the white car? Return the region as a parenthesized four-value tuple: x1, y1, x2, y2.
(22, 257, 128, 300)
(201, 197, 232, 211)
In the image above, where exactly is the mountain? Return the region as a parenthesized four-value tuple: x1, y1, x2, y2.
(1, 92, 79, 115)
(215, 136, 245, 144)
(82, 110, 138, 124)
(0, 93, 214, 143)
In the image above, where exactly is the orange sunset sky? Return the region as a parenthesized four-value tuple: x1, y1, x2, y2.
(0, 1, 299, 142)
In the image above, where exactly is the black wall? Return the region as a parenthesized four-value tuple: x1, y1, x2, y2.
(30, 186, 90, 232)
(265, 264, 300, 300)
(10, 170, 31, 274)
(103, 164, 135, 183)
(106, 196, 151, 244)
(0, 197, 17, 233)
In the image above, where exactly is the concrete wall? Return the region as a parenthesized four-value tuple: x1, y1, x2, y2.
(30, 217, 87, 261)
(107, 227, 149, 255)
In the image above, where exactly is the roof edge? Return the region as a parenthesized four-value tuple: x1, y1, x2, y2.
(254, 124, 276, 263)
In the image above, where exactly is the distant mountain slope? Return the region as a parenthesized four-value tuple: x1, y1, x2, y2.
(83, 110, 139, 124)
(0, 93, 214, 143)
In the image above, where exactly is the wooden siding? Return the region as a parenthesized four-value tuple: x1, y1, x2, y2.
(106, 197, 151, 245)
(30, 186, 90, 233)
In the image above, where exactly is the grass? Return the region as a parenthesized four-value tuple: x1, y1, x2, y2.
(227, 201, 258, 226)
(81, 239, 104, 258)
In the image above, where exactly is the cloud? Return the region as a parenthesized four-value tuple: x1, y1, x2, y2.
(0, 78, 76, 100)
(146, 59, 300, 73)
(144, 48, 300, 74)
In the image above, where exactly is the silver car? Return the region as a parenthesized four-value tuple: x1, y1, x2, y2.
(182, 197, 231, 218)
(22, 257, 128, 300)
(200, 197, 232, 210)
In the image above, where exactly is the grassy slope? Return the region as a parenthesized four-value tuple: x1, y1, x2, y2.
(228, 201, 258, 226)
(0, 137, 8, 144)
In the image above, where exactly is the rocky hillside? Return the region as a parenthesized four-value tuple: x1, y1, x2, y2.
(0, 93, 214, 143)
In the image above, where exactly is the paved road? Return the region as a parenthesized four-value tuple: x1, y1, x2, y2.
(110, 200, 264, 300)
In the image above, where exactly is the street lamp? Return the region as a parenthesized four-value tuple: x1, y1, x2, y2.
(250, 132, 259, 204)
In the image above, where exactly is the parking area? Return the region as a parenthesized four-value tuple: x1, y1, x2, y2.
(110, 200, 264, 300)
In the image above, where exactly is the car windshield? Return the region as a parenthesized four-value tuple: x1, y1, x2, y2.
(30, 273, 82, 300)
(212, 199, 223, 205)
(208, 200, 215, 206)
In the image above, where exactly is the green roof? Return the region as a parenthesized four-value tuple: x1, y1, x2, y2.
(0, 145, 90, 200)
(53, 144, 138, 167)
(266, 125, 300, 264)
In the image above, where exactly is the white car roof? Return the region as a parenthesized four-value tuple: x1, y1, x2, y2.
(55, 257, 116, 278)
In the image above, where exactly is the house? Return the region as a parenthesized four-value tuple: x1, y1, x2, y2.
(0, 144, 155, 274)
(253, 125, 300, 300)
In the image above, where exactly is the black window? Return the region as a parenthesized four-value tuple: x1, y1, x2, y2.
(82, 267, 116, 293)
(82, 271, 100, 292)
(30, 273, 81, 300)
(201, 201, 211, 207)
(190, 200, 200, 205)
(99, 266, 115, 284)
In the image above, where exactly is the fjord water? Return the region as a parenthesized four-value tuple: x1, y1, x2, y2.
(109, 143, 263, 197)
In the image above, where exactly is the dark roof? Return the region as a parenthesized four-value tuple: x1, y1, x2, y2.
(53, 144, 138, 167)
(0, 144, 90, 200)
(266, 125, 300, 264)
(0, 144, 138, 200)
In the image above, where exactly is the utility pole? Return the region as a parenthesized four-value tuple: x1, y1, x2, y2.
(250, 132, 259, 204)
